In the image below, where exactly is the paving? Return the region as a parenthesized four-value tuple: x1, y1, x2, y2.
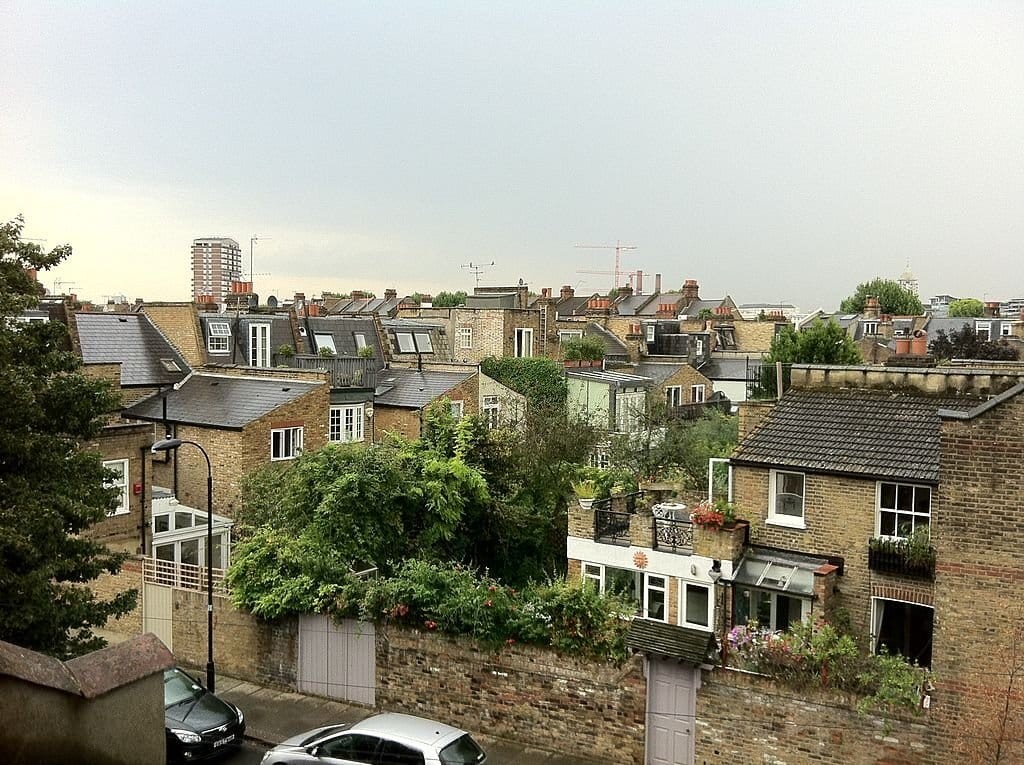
(215, 674, 610, 765)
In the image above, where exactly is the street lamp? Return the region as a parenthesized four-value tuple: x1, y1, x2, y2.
(151, 436, 217, 693)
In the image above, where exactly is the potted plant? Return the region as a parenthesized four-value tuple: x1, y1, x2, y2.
(689, 500, 725, 530)
(275, 343, 295, 358)
(357, 345, 375, 359)
(318, 346, 336, 357)
(572, 479, 598, 509)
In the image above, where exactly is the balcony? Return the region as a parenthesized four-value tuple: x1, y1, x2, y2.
(144, 557, 229, 596)
(867, 537, 936, 581)
(653, 517, 693, 554)
(287, 354, 378, 389)
(594, 506, 632, 546)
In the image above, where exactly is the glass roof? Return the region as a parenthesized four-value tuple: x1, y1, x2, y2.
(730, 550, 825, 597)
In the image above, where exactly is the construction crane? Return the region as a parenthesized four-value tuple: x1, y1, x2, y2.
(461, 261, 495, 288)
(574, 241, 637, 291)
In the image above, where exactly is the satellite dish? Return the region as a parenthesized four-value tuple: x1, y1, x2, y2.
(267, 295, 278, 308)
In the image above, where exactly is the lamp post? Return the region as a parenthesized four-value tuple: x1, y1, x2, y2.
(151, 436, 217, 693)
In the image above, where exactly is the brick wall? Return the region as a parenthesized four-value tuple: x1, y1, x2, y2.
(696, 669, 936, 765)
(91, 556, 144, 636)
(84, 422, 155, 547)
(659, 364, 715, 402)
(149, 382, 329, 516)
(141, 302, 206, 368)
(171, 589, 298, 689)
(376, 626, 647, 765)
(372, 406, 421, 442)
(733, 321, 786, 353)
(736, 400, 776, 441)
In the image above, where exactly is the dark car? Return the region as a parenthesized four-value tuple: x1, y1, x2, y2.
(164, 667, 246, 763)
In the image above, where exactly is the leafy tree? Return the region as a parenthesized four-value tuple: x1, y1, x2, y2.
(839, 278, 923, 315)
(562, 336, 605, 361)
(608, 407, 737, 493)
(928, 325, 1018, 361)
(766, 320, 862, 365)
(480, 356, 567, 408)
(0, 216, 137, 658)
(433, 291, 467, 307)
(948, 298, 985, 318)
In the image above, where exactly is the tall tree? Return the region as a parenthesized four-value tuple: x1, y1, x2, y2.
(0, 216, 136, 658)
(948, 298, 985, 318)
(839, 278, 924, 315)
(765, 319, 863, 365)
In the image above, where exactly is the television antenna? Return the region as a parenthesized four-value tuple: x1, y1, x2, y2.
(249, 235, 271, 282)
(461, 261, 495, 287)
(574, 240, 637, 290)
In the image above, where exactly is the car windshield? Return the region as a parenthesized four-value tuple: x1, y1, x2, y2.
(164, 669, 203, 708)
(439, 735, 486, 765)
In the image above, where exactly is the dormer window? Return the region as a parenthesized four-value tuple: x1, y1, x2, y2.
(208, 321, 231, 354)
(862, 321, 879, 336)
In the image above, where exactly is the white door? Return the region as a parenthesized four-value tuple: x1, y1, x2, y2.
(298, 615, 376, 706)
(647, 658, 699, 765)
(143, 582, 173, 651)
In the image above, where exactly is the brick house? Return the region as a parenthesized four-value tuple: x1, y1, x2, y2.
(372, 364, 525, 441)
(389, 306, 546, 364)
(122, 367, 330, 517)
(725, 364, 1024, 760)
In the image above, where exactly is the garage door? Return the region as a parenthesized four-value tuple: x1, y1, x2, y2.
(647, 658, 699, 765)
(298, 615, 376, 706)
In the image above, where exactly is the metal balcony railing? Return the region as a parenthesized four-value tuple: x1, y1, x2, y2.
(594, 508, 632, 545)
(653, 517, 694, 554)
(867, 538, 936, 580)
(287, 354, 378, 389)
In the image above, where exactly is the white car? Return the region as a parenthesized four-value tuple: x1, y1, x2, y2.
(260, 713, 487, 765)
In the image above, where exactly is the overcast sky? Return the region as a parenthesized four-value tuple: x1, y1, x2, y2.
(3, 2, 1022, 311)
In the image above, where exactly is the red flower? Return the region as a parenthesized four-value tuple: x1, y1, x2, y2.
(484, 600, 493, 607)
(506, 638, 516, 645)
(424, 620, 438, 630)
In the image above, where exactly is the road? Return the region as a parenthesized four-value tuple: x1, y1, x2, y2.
(223, 740, 269, 764)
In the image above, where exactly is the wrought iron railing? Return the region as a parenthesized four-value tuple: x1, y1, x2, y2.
(746, 360, 793, 400)
(653, 517, 694, 554)
(867, 539, 936, 580)
(287, 354, 378, 389)
(594, 509, 632, 545)
(143, 557, 229, 596)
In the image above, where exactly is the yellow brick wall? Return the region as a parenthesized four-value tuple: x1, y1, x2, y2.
(141, 303, 206, 368)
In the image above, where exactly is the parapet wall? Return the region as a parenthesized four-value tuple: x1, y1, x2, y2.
(791, 364, 1024, 397)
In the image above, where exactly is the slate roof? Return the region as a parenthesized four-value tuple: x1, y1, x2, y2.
(373, 367, 474, 409)
(305, 316, 384, 361)
(614, 294, 656, 316)
(465, 292, 519, 309)
(626, 620, 717, 665)
(124, 373, 322, 430)
(731, 388, 982, 483)
(700, 357, 752, 382)
(75, 312, 189, 387)
(586, 322, 629, 357)
(556, 295, 597, 317)
(634, 361, 689, 384)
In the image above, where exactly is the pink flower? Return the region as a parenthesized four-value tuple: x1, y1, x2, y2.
(485, 600, 493, 607)
(425, 620, 438, 630)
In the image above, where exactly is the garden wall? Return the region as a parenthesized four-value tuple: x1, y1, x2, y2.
(696, 668, 937, 765)
(376, 625, 647, 765)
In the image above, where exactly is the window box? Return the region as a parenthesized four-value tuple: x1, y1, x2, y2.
(867, 537, 936, 580)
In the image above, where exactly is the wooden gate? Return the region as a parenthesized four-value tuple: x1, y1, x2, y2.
(298, 615, 376, 706)
(647, 658, 699, 765)
(143, 582, 174, 651)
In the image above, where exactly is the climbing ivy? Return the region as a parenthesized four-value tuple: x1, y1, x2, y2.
(480, 356, 567, 408)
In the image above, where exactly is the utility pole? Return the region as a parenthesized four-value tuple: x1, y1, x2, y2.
(574, 241, 637, 291)
(461, 261, 495, 288)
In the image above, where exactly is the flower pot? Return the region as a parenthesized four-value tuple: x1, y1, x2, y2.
(578, 497, 595, 509)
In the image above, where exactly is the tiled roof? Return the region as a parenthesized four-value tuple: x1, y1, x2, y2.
(124, 373, 322, 429)
(373, 367, 474, 409)
(626, 620, 717, 665)
(586, 323, 628, 357)
(731, 388, 981, 482)
(75, 313, 189, 387)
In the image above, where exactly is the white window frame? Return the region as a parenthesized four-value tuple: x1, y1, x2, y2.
(482, 395, 500, 429)
(739, 588, 812, 631)
(690, 384, 706, 403)
(450, 400, 464, 419)
(861, 321, 879, 336)
(642, 574, 668, 623)
(514, 328, 534, 358)
(665, 386, 682, 407)
(249, 322, 271, 367)
(645, 324, 656, 343)
(707, 457, 733, 503)
(271, 426, 304, 461)
(1001, 322, 1012, 337)
(103, 459, 129, 516)
(680, 581, 712, 630)
(414, 332, 434, 353)
(589, 445, 610, 469)
(314, 333, 337, 354)
(329, 404, 364, 443)
(976, 321, 992, 341)
(615, 390, 646, 433)
(870, 595, 934, 667)
(768, 469, 806, 528)
(558, 329, 583, 343)
(395, 332, 416, 353)
(354, 333, 367, 350)
(582, 563, 602, 591)
(876, 481, 930, 539)
(208, 321, 230, 354)
(458, 327, 473, 350)
(695, 338, 704, 355)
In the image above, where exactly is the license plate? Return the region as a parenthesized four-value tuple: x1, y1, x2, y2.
(213, 734, 235, 748)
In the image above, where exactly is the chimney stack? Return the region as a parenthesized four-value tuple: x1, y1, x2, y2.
(984, 301, 1001, 318)
(864, 296, 880, 319)
(634, 270, 643, 295)
(681, 279, 699, 301)
(654, 273, 662, 294)
(541, 287, 551, 298)
(384, 288, 397, 301)
(560, 285, 575, 301)
(617, 283, 633, 300)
